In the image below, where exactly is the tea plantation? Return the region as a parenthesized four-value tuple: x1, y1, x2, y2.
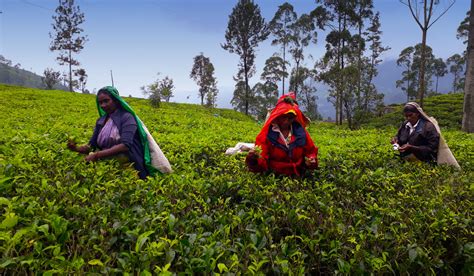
(0, 84, 473, 274)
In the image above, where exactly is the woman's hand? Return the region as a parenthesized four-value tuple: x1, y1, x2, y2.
(67, 140, 90, 154)
(85, 152, 100, 162)
(246, 149, 260, 165)
(398, 144, 411, 152)
(390, 137, 398, 144)
(305, 157, 317, 168)
(67, 140, 78, 151)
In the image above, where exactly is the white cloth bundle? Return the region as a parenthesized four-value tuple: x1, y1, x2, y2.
(140, 120, 172, 174)
(225, 142, 255, 155)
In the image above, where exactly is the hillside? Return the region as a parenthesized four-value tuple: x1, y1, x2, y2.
(0, 63, 68, 91)
(0, 85, 472, 274)
(367, 93, 465, 129)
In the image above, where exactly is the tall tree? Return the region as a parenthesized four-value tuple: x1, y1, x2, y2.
(50, 0, 87, 92)
(462, 3, 474, 132)
(396, 47, 417, 102)
(190, 53, 218, 106)
(432, 58, 447, 94)
(315, 0, 385, 129)
(288, 13, 318, 96)
(313, 0, 358, 125)
(447, 54, 466, 92)
(222, 0, 269, 115)
(269, 2, 297, 95)
(290, 66, 320, 120)
(42, 68, 62, 90)
(400, 0, 455, 107)
(362, 12, 388, 114)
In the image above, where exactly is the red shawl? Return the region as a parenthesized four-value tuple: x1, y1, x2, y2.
(255, 93, 308, 146)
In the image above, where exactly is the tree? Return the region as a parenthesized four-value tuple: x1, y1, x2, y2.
(313, 0, 358, 125)
(261, 54, 287, 87)
(315, 0, 385, 129)
(42, 68, 62, 90)
(206, 86, 218, 108)
(400, 0, 455, 107)
(288, 13, 318, 96)
(462, 3, 474, 132)
(268, 2, 297, 95)
(50, 0, 87, 92)
(0, 55, 12, 66)
(457, 10, 470, 53)
(251, 81, 279, 120)
(230, 80, 252, 114)
(74, 68, 88, 93)
(290, 66, 320, 120)
(190, 53, 218, 106)
(222, 0, 269, 115)
(447, 54, 466, 92)
(396, 45, 436, 102)
(361, 12, 388, 116)
(412, 43, 435, 93)
(432, 58, 447, 94)
(141, 74, 175, 107)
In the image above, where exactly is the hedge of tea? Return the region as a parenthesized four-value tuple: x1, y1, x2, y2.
(0, 85, 473, 274)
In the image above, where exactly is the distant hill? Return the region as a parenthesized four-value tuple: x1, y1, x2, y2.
(366, 93, 464, 129)
(0, 63, 68, 91)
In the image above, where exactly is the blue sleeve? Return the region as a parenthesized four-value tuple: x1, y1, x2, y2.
(89, 119, 102, 149)
(119, 112, 138, 149)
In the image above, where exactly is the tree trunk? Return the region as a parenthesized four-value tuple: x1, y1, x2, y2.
(69, 49, 73, 92)
(294, 58, 300, 97)
(462, 0, 474, 133)
(244, 57, 249, 115)
(417, 28, 427, 107)
(282, 43, 286, 96)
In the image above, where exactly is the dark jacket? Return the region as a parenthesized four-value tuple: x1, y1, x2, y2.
(89, 108, 148, 179)
(396, 118, 440, 162)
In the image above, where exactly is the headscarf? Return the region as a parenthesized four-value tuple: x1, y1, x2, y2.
(96, 86, 159, 176)
(404, 102, 460, 168)
(255, 92, 309, 146)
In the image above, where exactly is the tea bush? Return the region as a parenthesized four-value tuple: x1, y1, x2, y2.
(0, 85, 473, 274)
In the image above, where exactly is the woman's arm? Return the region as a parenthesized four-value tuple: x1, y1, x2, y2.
(246, 142, 270, 173)
(67, 141, 91, 154)
(85, 143, 129, 162)
(303, 132, 318, 169)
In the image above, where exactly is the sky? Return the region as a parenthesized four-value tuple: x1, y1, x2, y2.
(0, 0, 470, 109)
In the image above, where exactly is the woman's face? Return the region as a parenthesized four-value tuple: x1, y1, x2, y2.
(98, 93, 118, 114)
(274, 113, 296, 129)
(404, 111, 420, 125)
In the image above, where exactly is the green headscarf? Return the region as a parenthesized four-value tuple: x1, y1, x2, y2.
(96, 86, 159, 176)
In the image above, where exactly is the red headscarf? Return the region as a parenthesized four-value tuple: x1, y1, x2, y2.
(255, 92, 309, 146)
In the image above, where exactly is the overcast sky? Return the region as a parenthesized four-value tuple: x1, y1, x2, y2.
(0, 0, 469, 108)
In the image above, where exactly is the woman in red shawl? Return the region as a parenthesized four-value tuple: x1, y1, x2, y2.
(246, 93, 318, 176)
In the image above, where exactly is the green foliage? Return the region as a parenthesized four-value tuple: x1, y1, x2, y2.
(367, 93, 464, 129)
(0, 84, 472, 274)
